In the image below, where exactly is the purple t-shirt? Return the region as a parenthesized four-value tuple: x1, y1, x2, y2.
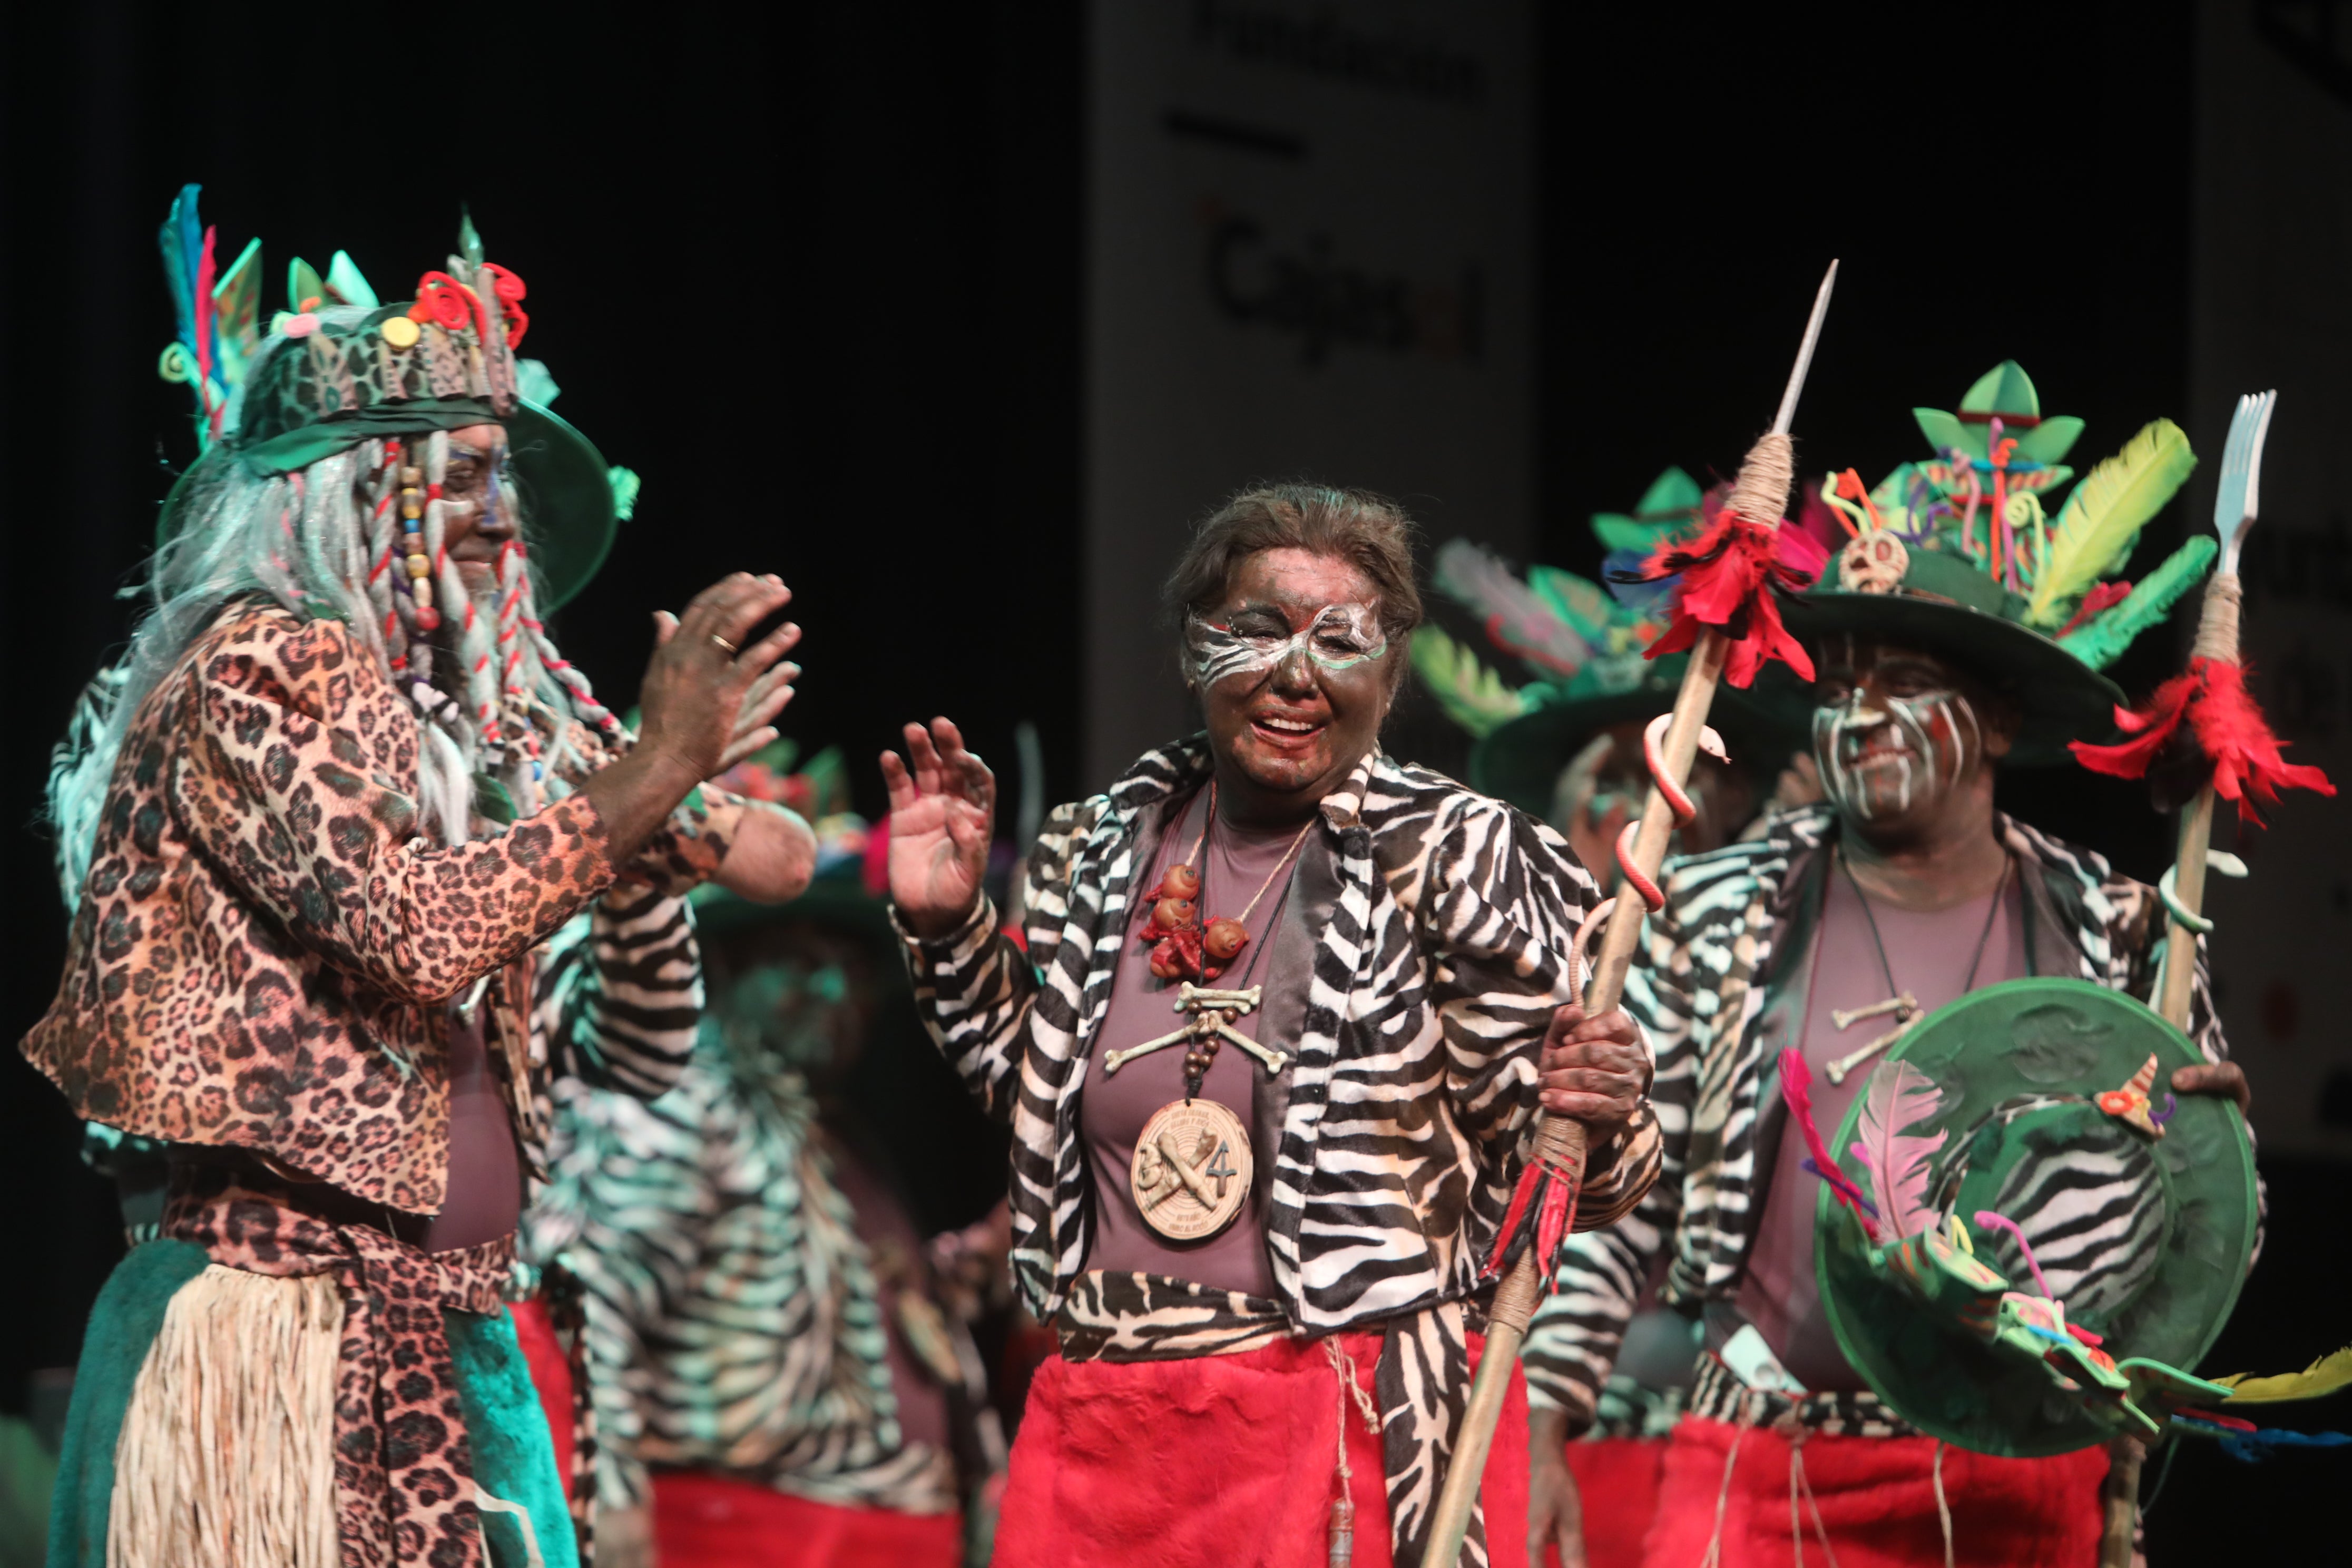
(1080, 789, 1310, 1298)
(1732, 861, 2028, 1391)
(419, 1006, 522, 1253)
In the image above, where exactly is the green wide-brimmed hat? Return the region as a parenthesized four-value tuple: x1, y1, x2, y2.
(155, 185, 621, 609)
(1778, 366, 2211, 766)
(1814, 978, 2258, 1456)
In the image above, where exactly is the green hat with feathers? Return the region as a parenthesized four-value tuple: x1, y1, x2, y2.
(155, 184, 634, 610)
(1784, 368, 2210, 766)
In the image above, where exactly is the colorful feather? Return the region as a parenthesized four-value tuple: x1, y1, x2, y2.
(2215, 1348, 2352, 1404)
(1777, 1047, 1880, 1241)
(2024, 418, 2198, 627)
(1432, 539, 1589, 677)
(1409, 626, 1530, 738)
(1851, 1059, 1947, 1241)
(2056, 536, 2215, 672)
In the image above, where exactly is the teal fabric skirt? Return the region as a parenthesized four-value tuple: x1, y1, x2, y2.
(47, 1241, 574, 1568)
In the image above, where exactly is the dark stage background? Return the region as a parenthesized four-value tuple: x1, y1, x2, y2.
(1, 4, 2339, 1561)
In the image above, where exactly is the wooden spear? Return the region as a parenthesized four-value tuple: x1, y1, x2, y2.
(2098, 388, 2276, 1568)
(1422, 260, 1839, 1567)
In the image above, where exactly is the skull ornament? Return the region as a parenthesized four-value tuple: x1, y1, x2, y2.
(1838, 531, 1909, 594)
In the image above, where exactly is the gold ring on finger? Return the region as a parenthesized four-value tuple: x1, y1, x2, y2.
(711, 634, 740, 656)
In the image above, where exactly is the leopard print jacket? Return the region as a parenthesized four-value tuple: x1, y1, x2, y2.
(24, 602, 743, 1212)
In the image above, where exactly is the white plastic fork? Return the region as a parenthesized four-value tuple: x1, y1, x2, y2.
(2212, 389, 2277, 576)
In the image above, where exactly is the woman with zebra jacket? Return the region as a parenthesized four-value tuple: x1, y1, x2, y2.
(882, 485, 1663, 1568)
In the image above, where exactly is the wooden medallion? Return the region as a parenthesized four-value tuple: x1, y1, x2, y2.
(1130, 1099, 1253, 1242)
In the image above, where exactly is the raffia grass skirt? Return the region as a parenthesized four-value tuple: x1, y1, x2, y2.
(105, 1263, 342, 1568)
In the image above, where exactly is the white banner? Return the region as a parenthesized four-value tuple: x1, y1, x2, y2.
(1084, 0, 1534, 787)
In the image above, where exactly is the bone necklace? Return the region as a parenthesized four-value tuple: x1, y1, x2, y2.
(1822, 851, 2011, 1085)
(1113, 787, 1312, 1240)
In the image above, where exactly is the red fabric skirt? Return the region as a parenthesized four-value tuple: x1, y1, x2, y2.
(989, 1330, 1531, 1568)
(1637, 1416, 2109, 1568)
(1550, 1437, 1666, 1568)
(651, 1470, 963, 1568)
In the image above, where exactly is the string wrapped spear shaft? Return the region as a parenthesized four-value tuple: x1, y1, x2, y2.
(1421, 261, 1840, 1567)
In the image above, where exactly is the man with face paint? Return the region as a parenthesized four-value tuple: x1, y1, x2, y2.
(882, 485, 1662, 1568)
(1526, 400, 2258, 1565)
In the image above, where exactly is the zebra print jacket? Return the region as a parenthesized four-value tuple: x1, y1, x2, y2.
(902, 737, 1663, 1332)
(523, 1042, 987, 1516)
(1521, 803, 2242, 1424)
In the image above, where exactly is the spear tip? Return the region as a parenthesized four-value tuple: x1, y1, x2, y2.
(1770, 259, 1839, 437)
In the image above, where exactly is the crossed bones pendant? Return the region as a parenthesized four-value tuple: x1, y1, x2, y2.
(1824, 992, 1919, 1085)
(1102, 983, 1289, 1075)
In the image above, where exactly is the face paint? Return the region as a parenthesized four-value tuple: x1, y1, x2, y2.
(1185, 601, 1388, 691)
(1812, 637, 1981, 824)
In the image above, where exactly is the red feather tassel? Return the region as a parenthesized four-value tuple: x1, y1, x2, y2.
(1618, 508, 1829, 689)
(2070, 658, 2335, 826)
(1481, 1146, 1584, 1294)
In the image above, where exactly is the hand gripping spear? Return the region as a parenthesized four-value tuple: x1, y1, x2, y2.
(2071, 390, 2332, 1565)
(1422, 262, 1841, 1568)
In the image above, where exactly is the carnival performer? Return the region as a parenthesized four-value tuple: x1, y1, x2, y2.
(1529, 365, 2255, 1567)
(27, 191, 813, 1568)
(881, 484, 1661, 1568)
(526, 749, 1007, 1568)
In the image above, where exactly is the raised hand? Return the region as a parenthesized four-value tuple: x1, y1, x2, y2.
(881, 718, 996, 938)
(581, 573, 799, 865)
(638, 573, 801, 780)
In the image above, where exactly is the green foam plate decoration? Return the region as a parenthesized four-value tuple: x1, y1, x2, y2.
(1814, 978, 2257, 1456)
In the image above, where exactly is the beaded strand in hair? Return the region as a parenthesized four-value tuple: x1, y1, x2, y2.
(358, 442, 404, 674)
(494, 541, 545, 787)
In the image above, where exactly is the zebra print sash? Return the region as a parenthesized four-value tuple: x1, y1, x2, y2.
(1689, 1354, 1918, 1437)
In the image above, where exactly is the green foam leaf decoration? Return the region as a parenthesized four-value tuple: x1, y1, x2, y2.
(517, 359, 562, 407)
(1592, 467, 1704, 555)
(2025, 419, 2198, 628)
(2056, 536, 2216, 672)
(325, 250, 379, 308)
(607, 467, 642, 523)
(2015, 415, 2085, 466)
(1410, 626, 1530, 738)
(1914, 407, 1978, 460)
(1526, 565, 1615, 644)
(286, 257, 327, 314)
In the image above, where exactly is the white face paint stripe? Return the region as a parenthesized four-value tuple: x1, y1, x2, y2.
(1186, 603, 1388, 691)
(1815, 687, 1978, 822)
